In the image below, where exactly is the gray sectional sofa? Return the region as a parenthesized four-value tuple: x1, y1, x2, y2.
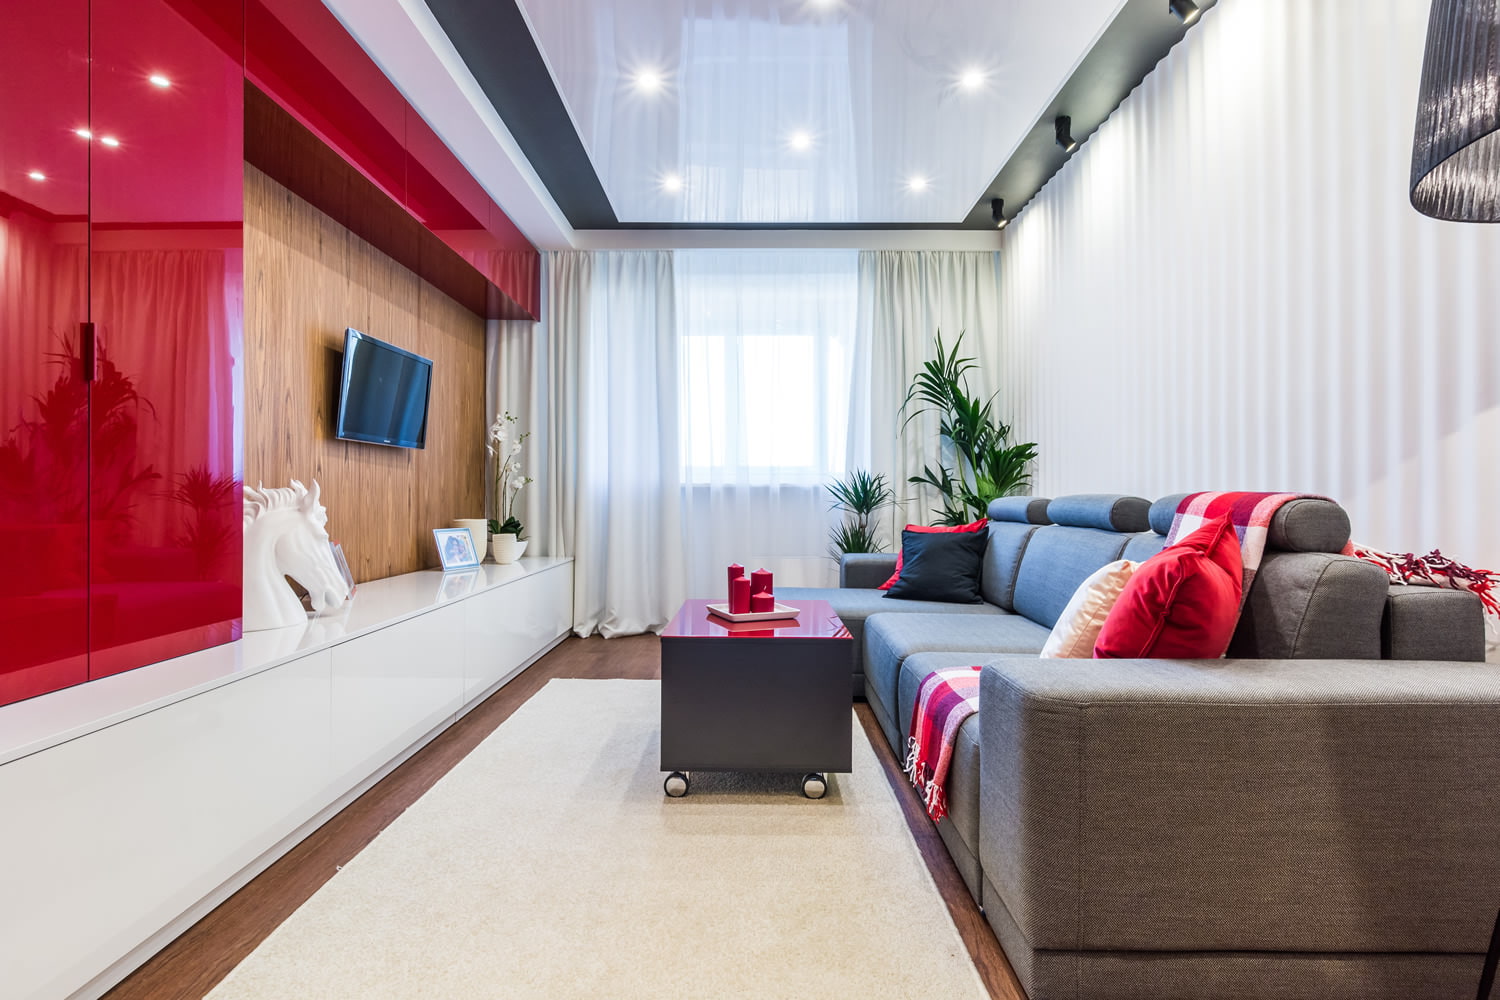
(781, 493, 1497, 1000)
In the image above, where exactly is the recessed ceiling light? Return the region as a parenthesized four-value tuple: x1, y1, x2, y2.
(100, 136, 120, 147)
(633, 68, 664, 94)
(149, 74, 171, 88)
(959, 67, 986, 91)
(75, 128, 92, 139)
(907, 175, 929, 193)
(27, 170, 45, 181)
(788, 129, 813, 152)
(661, 172, 683, 193)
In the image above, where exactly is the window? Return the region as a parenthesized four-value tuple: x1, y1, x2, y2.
(675, 250, 859, 484)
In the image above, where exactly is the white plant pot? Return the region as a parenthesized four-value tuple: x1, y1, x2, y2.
(491, 533, 527, 565)
(452, 519, 487, 561)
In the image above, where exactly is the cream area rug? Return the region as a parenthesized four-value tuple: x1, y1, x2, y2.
(208, 679, 989, 999)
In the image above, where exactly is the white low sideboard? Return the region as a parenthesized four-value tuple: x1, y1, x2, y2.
(0, 556, 573, 1000)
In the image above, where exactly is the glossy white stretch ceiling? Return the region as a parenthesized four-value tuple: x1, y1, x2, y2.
(513, 0, 1124, 225)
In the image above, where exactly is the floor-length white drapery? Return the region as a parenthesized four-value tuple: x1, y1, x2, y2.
(489, 248, 1003, 638)
(492, 251, 684, 637)
(854, 251, 1006, 532)
(673, 250, 861, 590)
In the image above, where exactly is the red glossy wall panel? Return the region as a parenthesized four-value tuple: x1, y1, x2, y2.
(0, 0, 92, 705)
(246, 0, 540, 319)
(87, 0, 245, 680)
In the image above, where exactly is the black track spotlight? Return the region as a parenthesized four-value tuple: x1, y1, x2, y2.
(1054, 115, 1078, 153)
(1168, 0, 1201, 25)
(990, 198, 1008, 230)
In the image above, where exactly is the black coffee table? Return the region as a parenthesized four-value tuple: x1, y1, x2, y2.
(659, 599, 852, 798)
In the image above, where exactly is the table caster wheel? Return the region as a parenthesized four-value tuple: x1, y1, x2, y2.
(664, 771, 689, 797)
(802, 773, 827, 799)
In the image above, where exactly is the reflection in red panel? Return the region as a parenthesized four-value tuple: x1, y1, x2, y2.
(87, 0, 244, 680)
(0, 0, 91, 705)
(247, 0, 540, 319)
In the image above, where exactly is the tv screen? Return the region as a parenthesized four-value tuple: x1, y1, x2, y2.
(335, 329, 432, 449)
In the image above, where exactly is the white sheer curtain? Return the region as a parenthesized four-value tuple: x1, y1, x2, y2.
(488, 248, 998, 637)
(492, 251, 684, 637)
(854, 251, 1005, 531)
(675, 250, 859, 591)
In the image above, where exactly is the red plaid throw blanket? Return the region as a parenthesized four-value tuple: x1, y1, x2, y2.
(1349, 543, 1500, 621)
(904, 666, 982, 822)
(1165, 492, 1352, 607)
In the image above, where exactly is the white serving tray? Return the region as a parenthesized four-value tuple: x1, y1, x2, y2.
(705, 602, 802, 623)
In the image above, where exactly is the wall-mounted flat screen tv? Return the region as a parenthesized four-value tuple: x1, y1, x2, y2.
(335, 328, 432, 449)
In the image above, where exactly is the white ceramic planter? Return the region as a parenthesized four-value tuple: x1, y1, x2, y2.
(491, 533, 528, 565)
(453, 519, 488, 560)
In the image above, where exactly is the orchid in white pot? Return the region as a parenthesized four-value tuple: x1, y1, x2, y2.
(487, 411, 533, 564)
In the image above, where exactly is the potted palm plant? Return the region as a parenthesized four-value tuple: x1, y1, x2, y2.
(486, 411, 533, 564)
(901, 332, 1038, 524)
(827, 469, 894, 558)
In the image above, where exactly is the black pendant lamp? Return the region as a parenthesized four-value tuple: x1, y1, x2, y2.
(1411, 0, 1500, 221)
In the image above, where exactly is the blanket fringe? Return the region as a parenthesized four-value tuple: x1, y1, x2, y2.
(923, 780, 946, 820)
(902, 736, 921, 783)
(904, 735, 950, 821)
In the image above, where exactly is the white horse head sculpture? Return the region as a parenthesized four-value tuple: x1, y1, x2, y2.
(243, 479, 351, 631)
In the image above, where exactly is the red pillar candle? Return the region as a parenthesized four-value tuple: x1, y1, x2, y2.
(750, 590, 775, 613)
(728, 563, 745, 601)
(730, 575, 752, 614)
(750, 568, 773, 596)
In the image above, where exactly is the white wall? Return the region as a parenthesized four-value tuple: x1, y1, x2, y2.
(997, 0, 1500, 572)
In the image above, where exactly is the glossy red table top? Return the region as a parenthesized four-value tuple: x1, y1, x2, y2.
(662, 600, 850, 640)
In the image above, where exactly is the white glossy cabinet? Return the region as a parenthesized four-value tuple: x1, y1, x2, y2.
(0, 649, 331, 1000)
(0, 557, 572, 1000)
(463, 561, 572, 703)
(331, 601, 465, 791)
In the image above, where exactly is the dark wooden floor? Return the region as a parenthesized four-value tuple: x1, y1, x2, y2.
(104, 635, 1025, 1000)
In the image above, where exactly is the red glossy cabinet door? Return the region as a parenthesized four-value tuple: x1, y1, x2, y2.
(0, 0, 92, 705)
(87, 0, 244, 679)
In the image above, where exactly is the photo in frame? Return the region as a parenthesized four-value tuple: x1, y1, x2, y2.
(433, 527, 481, 571)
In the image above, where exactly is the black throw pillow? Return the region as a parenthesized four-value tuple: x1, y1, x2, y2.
(884, 528, 988, 603)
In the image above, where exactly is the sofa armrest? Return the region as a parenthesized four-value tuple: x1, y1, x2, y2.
(978, 656, 1500, 957)
(1228, 551, 1389, 658)
(1382, 586, 1485, 661)
(839, 553, 896, 589)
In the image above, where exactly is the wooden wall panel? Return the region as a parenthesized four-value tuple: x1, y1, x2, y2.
(245, 165, 485, 582)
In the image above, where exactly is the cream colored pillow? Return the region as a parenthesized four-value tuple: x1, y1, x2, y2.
(1038, 559, 1137, 658)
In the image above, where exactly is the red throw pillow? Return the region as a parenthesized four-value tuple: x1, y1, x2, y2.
(1093, 514, 1244, 658)
(880, 518, 988, 590)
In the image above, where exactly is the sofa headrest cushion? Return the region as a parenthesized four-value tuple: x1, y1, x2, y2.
(1149, 494, 1191, 535)
(1045, 494, 1151, 533)
(1267, 497, 1352, 553)
(1150, 493, 1352, 552)
(987, 496, 1052, 525)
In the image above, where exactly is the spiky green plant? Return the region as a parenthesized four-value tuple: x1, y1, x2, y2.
(170, 466, 239, 579)
(900, 331, 1038, 524)
(0, 335, 159, 525)
(827, 468, 894, 558)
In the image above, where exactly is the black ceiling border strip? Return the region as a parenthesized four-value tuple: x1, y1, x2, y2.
(425, 0, 1212, 232)
(966, 0, 1218, 229)
(424, 0, 619, 228)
